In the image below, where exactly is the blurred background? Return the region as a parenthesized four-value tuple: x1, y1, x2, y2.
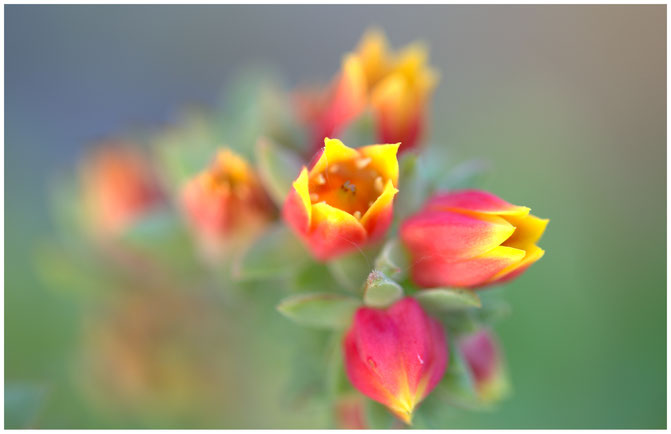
(5, 5, 666, 429)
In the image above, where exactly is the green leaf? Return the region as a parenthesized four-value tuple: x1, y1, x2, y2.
(415, 288, 481, 312)
(233, 223, 310, 281)
(5, 383, 47, 429)
(437, 159, 491, 191)
(256, 137, 303, 206)
(363, 271, 403, 308)
(120, 209, 199, 274)
(277, 293, 361, 329)
(340, 109, 376, 146)
(327, 250, 376, 293)
(395, 152, 429, 221)
(373, 238, 409, 280)
(292, 262, 343, 294)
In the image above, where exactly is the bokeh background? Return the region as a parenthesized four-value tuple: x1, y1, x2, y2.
(5, 5, 666, 429)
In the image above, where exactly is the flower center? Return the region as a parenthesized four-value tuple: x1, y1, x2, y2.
(308, 157, 385, 218)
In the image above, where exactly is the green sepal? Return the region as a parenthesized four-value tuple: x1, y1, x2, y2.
(414, 288, 482, 313)
(277, 292, 361, 329)
(363, 270, 403, 309)
(233, 223, 310, 281)
(255, 136, 303, 206)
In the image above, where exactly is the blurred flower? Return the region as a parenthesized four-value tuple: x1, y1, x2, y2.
(79, 287, 244, 423)
(181, 148, 274, 259)
(459, 328, 509, 404)
(297, 29, 438, 155)
(343, 297, 447, 425)
(334, 393, 367, 429)
(400, 189, 548, 288)
(80, 142, 163, 237)
(283, 138, 399, 260)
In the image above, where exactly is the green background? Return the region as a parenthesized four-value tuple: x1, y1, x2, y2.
(5, 5, 666, 428)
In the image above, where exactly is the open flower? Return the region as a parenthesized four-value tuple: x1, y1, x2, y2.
(181, 148, 274, 258)
(400, 189, 548, 288)
(80, 142, 163, 237)
(343, 297, 447, 425)
(297, 29, 438, 155)
(283, 138, 399, 260)
(459, 328, 509, 404)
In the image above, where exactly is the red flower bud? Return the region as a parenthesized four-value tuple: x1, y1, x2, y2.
(343, 297, 447, 424)
(459, 328, 508, 403)
(400, 189, 548, 288)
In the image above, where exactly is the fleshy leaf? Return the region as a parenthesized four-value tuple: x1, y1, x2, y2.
(256, 137, 303, 206)
(363, 270, 403, 308)
(233, 223, 310, 281)
(277, 293, 361, 329)
(394, 152, 428, 221)
(415, 288, 482, 312)
(373, 238, 409, 280)
(328, 250, 376, 293)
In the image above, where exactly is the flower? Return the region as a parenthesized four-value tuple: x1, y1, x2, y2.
(459, 328, 509, 403)
(298, 29, 438, 155)
(181, 148, 274, 258)
(283, 138, 399, 260)
(400, 189, 548, 288)
(343, 297, 448, 425)
(80, 142, 163, 237)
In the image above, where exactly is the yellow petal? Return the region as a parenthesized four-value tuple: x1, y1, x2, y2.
(358, 143, 401, 186)
(292, 167, 312, 225)
(310, 138, 360, 177)
(360, 179, 398, 237)
(502, 214, 549, 251)
(356, 27, 391, 86)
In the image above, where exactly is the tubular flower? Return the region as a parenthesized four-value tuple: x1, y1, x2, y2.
(459, 329, 508, 403)
(300, 29, 438, 155)
(400, 189, 548, 289)
(283, 138, 399, 261)
(343, 297, 448, 425)
(181, 148, 274, 257)
(80, 142, 163, 237)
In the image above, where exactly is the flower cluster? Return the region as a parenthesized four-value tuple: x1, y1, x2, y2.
(44, 28, 547, 428)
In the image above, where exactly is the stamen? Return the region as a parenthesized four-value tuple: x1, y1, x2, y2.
(355, 157, 372, 169)
(315, 173, 326, 185)
(329, 164, 340, 174)
(310, 193, 319, 202)
(353, 211, 362, 220)
(374, 176, 384, 193)
(368, 200, 375, 208)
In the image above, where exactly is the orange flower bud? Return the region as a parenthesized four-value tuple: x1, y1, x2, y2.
(181, 148, 274, 258)
(400, 189, 548, 288)
(299, 29, 438, 155)
(283, 138, 399, 260)
(343, 297, 447, 425)
(80, 142, 163, 237)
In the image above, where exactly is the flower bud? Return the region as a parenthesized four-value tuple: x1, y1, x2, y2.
(298, 29, 438, 155)
(80, 142, 163, 237)
(343, 297, 447, 424)
(400, 189, 548, 288)
(283, 138, 399, 260)
(181, 148, 274, 258)
(459, 328, 509, 404)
